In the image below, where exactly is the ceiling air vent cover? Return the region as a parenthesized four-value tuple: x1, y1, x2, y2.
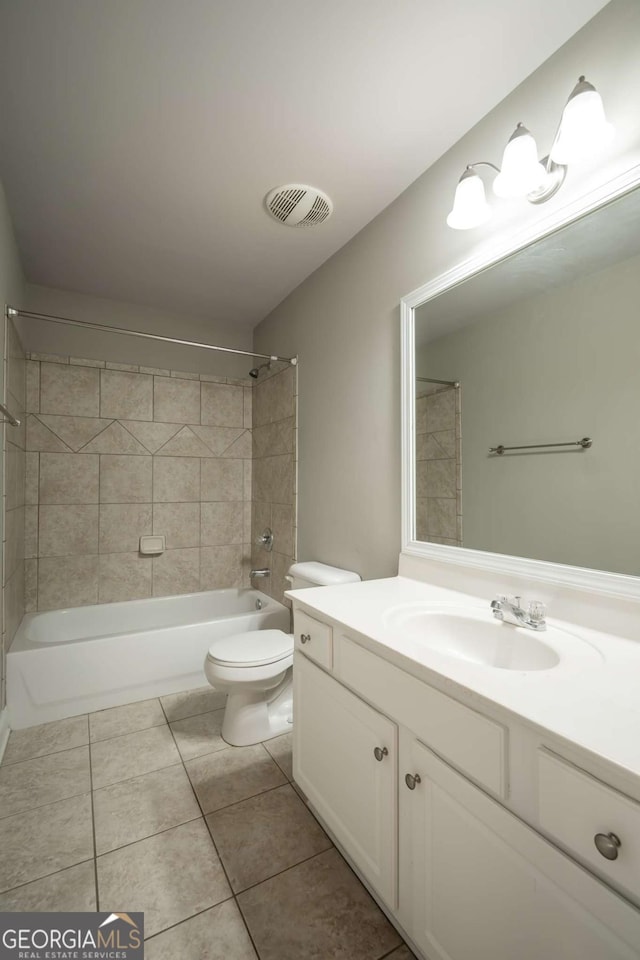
(265, 184, 333, 227)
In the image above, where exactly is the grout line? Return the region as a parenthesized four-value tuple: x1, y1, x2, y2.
(0, 857, 97, 900)
(141, 896, 237, 945)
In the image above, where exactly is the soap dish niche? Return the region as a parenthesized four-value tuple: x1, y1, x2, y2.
(139, 535, 165, 555)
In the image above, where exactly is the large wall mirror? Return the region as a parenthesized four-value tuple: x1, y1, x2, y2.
(401, 170, 640, 595)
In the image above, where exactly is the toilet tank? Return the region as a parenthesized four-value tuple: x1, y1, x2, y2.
(286, 561, 361, 590)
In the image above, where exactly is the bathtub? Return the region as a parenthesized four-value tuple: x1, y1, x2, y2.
(7, 589, 291, 729)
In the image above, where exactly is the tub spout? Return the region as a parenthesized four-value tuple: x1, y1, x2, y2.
(250, 568, 270, 578)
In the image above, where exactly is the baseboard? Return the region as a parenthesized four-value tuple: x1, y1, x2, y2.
(0, 707, 10, 764)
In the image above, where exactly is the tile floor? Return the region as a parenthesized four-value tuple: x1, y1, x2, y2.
(0, 687, 415, 960)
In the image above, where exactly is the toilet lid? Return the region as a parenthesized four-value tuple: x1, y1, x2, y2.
(207, 629, 293, 667)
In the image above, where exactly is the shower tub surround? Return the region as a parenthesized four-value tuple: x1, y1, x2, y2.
(415, 385, 461, 545)
(24, 353, 257, 611)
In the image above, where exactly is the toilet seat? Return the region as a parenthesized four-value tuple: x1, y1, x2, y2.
(207, 629, 293, 668)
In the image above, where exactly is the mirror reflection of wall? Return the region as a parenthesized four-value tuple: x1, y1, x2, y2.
(415, 380, 461, 546)
(414, 185, 640, 576)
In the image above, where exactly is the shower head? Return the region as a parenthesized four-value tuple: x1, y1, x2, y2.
(249, 361, 271, 379)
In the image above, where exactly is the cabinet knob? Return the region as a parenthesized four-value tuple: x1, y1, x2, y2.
(405, 773, 422, 790)
(594, 832, 621, 861)
(373, 746, 388, 762)
(300, 633, 311, 644)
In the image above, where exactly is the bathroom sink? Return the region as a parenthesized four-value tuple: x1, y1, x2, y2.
(383, 603, 598, 671)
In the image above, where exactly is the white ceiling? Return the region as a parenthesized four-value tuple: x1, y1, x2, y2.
(0, 0, 608, 330)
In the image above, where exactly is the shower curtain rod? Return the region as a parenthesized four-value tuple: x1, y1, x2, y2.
(6, 307, 297, 366)
(416, 376, 460, 388)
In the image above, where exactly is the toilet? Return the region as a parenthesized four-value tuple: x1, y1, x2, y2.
(204, 561, 360, 746)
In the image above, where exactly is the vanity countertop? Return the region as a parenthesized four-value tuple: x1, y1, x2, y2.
(288, 575, 640, 786)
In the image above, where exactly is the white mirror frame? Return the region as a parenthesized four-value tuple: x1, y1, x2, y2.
(401, 162, 640, 601)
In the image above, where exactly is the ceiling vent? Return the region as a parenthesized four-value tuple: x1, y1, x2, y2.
(265, 184, 333, 227)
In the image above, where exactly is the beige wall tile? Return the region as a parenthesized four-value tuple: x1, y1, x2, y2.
(100, 370, 153, 421)
(38, 556, 99, 610)
(26, 415, 72, 453)
(153, 457, 200, 502)
(69, 356, 105, 368)
(190, 426, 243, 456)
(170, 370, 199, 381)
(253, 368, 294, 426)
(40, 453, 99, 504)
(152, 548, 200, 597)
(26, 453, 39, 505)
(270, 550, 294, 604)
(100, 455, 152, 503)
(427, 498, 457, 538)
(5, 506, 25, 581)
(140, 366, 170, 376)
(200, 383, 243, 427)
(243, 388, 252, 428)
(221, 430, 252, 459)
(25, 559, 38, 612)
(26, 361, 40, 413)
(201, 502, 244, 546)
(38, 505, 99, 558)
(252, 419, 294, 458)
(81, 422, 148, 455)
(201, 459, 244, 502)
(155, 426, 212, 458)
(425, 389, 456, 433)
(200, 545, 246, 590)
(120, 421, 181, 454)
(253, 455, 293, 504)
(37, 415, 112, 451)
(99, 503, 153, 554)
(40, 363, 100, 417)
(425, 459, 456, 498)
(98, 553, 152, 603)
(5, 563, 26, 646)
(25, 505, 38, 559)
(106, 362, 138, 372)
(271, 503, 294, 557)
(6, 444, 25, 511)
(153, 502, 200, 549)
(154, 377, 200, 423)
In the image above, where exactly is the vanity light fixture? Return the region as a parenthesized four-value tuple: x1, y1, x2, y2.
(447, 76, 613, 230)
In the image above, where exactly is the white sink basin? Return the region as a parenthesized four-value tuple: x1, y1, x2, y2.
(383, 603, 600, 672)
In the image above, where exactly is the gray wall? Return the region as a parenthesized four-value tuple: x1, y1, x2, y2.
(423, 251, 640, 575)
(0, 180, 25, 715)
(253, 0, 640, 581)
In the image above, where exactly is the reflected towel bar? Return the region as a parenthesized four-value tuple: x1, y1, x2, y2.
(0, 402, 20, 427)
(489, 437, 592, 455)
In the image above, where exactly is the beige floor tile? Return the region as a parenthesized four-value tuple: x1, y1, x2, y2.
(93, 765, 201, 854)
(263, 731, 293, 780)
(2, 715, 88, 765)
(145, 900, 257, 960)
(89, 698, 166, 742)
(90, 725, 180, 789)
(0, 860, 97, 911)
(237, 848, 401, 960)
(170, 709, 227, 761)
(97, 819, 231, 938)
(0, 794, 94, 893)
(207, 784, 331, 892)
(185, 744, 286, 814)
(160, 686, 227, 722)
(0, 746, 90, 819)
(383, 946, 418, 960)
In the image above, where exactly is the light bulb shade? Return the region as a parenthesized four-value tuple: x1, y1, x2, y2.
(493, 124, 547, 198)
(446, 169, 491, 230)
(550, 77, 614, 165)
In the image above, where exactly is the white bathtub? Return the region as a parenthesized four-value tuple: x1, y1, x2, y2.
(7, 589, 291, 729)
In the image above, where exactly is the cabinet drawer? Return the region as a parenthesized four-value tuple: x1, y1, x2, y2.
(335, 635, 506, 797)
(538, 749, 640, 903)
(294, 609, 333, 669)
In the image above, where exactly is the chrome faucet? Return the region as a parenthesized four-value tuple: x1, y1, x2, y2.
(250, 568, 270, 578)
(490, 595, 546, 631)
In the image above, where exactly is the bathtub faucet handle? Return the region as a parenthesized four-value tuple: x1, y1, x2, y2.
(250, 568, 270, 578)
(255, 528, 274, 552)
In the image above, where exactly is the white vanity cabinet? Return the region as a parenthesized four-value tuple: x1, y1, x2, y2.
(292, 604, 640, 960)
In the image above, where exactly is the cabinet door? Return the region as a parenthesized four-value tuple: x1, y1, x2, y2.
(293, 652, 398, 905)
(400, 735, 640, 960)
